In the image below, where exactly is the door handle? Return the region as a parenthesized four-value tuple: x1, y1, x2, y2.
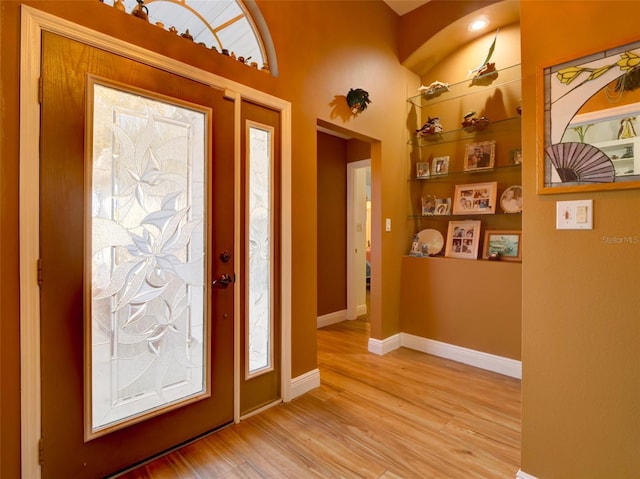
(212, 273, 234, 289)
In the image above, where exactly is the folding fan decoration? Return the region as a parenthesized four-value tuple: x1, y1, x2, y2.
(545, 142, 615, 183)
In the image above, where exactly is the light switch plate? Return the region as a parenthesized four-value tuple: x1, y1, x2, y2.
(556, 199, 593, 230)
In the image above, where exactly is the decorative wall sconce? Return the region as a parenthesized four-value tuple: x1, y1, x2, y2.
(346, 88, 371, 114)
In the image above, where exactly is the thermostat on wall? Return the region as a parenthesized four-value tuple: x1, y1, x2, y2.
(556, 199, 593, 230)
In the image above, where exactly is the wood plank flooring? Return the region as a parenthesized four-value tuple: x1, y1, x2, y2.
(115, 318, 521, 479)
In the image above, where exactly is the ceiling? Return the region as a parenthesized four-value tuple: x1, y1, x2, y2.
(383, 0, 430, 16)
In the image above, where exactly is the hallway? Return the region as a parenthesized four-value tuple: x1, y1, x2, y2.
(115, 319, 521, 478)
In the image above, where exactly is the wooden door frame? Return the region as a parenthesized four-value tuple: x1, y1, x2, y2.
(346, 159, 370, 320)
(19, 6, 292, 478)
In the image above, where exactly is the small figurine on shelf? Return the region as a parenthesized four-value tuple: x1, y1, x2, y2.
(418, 80, 450, 98)
(461, 111, 490, 130)
(468, 29, 500, 85)
(131, 0, 149, 21)
(409, 234, 421, 256)
(416, 116, 443, 137)
(618, 117, 637, 139)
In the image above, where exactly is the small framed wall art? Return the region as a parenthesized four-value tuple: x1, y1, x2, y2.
(416, 161, 430, 179)
(452, 181, 497, 215)
(510, 148, 522, 165)
(445, 220, 481, 260)
(464, 140, 495, 171)
(482, 230, 522, 262)
(434, 198, 451, 215)
(431, 156, 450, 176)
(421, 195, 436, 215)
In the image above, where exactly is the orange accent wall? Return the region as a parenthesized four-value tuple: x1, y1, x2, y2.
(521, 1, 640, 477)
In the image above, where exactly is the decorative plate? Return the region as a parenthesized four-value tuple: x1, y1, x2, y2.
(417, 228, 444, 256)
(500, 185, 523, 214)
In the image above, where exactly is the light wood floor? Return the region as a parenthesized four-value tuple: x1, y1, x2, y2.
(116, 318, 521, 479)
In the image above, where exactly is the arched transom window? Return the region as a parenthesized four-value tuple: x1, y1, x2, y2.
(103, 0, 272, 73)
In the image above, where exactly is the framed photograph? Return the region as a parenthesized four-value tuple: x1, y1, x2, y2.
(416, 161, 430, 179)
(500, 185, 523, 213)
(421, 195, 436, 215)
(539, 37, 640, 193)
(510, 148, 522, 165)
(452, 181, 497, 215)
(431, 156, 449, 176)
(445, 220, 481, 260)
(483, 230, 522, 262)
(434, 197, 451, 215)
(464, 140, 495, 171)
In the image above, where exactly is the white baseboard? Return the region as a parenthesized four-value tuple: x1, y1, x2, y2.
(356, 303, 367, 318)
(368, 333, 401, 355)
(289, 368, 320, 400)
(400, 333, 522, 379)
(317, 309, 346, 328)
(516, 469, 539, 479)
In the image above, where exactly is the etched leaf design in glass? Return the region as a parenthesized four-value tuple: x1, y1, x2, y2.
(248, 125, 272, 375)
(90, 83, 207, 433)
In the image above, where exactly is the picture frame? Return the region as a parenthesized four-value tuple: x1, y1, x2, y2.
(431, 155, 449, 176)
(510, 148, 522, 165)
(539, 37, 640, 194)
(434, 197, 451, 215)
(463, 140, 495, 172)
(500, 185, 523, 213)
(482, 230, 522, 262)
(421, 195, 436, 215)
(452, 181, 497, 215)
(445, 220, 481, 260)
(416, 161, 430, 179)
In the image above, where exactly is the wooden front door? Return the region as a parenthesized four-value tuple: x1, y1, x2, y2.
(39, 32, 235, 478)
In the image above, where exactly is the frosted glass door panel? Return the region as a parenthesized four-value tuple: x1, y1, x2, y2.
(247, 124, 274, 376)
(89, 82, 208, 436)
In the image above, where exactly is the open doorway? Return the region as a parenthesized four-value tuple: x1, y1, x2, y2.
(346, 159, 370, 320)
(316, 126, 372, 328)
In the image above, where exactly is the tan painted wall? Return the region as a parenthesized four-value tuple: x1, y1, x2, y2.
(317, 132, 348, 316)
(399, 23, 523, 361)
(400, 257, 521, 359)
(520, 1, 640, 477)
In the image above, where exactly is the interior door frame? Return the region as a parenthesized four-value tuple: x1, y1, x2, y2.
(19, 6, 292, 478)
(346, 159, 370, 320)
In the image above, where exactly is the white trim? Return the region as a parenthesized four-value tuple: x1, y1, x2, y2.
(317, 310, 347, 329)
(19, 6, 292, 475)
(401, 333, 522, 379)
(570, 102, 640, 127)
(19, 8, 43, 479)
(356, 303, 368, 318)
(280, 99, 293, 404)
(368, 334, 401, 355)
(516, 469, 539, 479)
(346, 159, 370, 320)
(225, 88, 242, 424)
(289, 369, 320, 400)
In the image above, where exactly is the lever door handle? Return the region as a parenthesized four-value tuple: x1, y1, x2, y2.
(212, 273, 234, 288)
